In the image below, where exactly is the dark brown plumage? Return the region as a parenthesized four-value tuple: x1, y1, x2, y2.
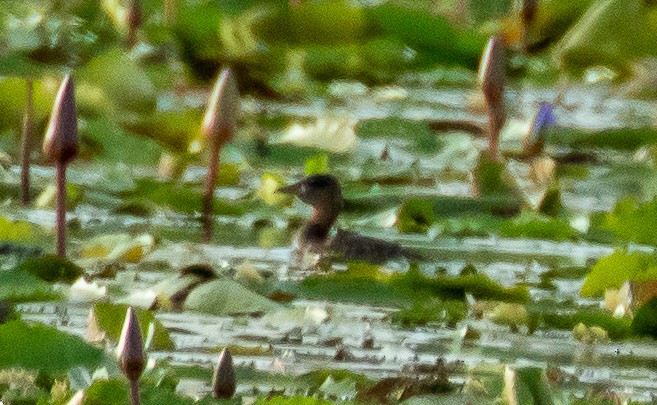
(278, 174, 418, 265)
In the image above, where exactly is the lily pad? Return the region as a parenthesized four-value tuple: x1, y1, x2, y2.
(15, 255, 83, 284)
(79, 233, 156, 263)
(0, 269, 57, 302)
(0, 320, 109, 373)
(631, 297, 657, 338)
(88, 303, 174, 351)
(184, 278, 283, 316)
(580, 250, 657, 298)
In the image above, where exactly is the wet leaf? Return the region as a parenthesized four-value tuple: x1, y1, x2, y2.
(0, 269, 58, 302)
(0, 218, 36, 242)
(15, 255, 83, 284)
(184, 278, 283, 316)
(88, 303, 173, 351)
(580, 250, 657, 297)
(79, 233, 155, 263)
(0, 321, 109, 373)
(78, 48, 156, 113)
(631, 297, 657, 338)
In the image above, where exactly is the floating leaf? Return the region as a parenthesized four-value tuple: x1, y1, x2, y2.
(257, 172, 292, 206)
(555, 0, 657, 74)
(304, 153, 329, 175)
(0, 218, 36, 242)
(276, 116, 358, 153)
(0, 270, 57, 302)
(184, 278, 283, 316)
(0, 321, 109, 373)
(500, 211, 576, 241)
(15, 255, 83, 284)
(581, 250, 657, 298)
(78, 48, 156, 113)
(79, 233, 155, 263)
(631, 297, 657, 338)
(397, 199, 436, 234)
(88, 303, 173, 351)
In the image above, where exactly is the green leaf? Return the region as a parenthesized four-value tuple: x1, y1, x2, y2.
(15, 255, 83, 284)
(129, 179, 244, 216)
(500, 211, 576, 241)
(89, 303, 174, 350)
(288, 1, 365, 45)
(0, 321, 109, 373)
(580, 250, 657, 297)
(81, 118, 163, 165)
(184, 278, 283, 315)
(397, 199, 436, 234)
(304, 153, 329, 175)
(555, 0, 657, 74)
(603, 197, 657, 246)
(504, 367, 554, 405)
(631, 297, 657, 338)
(0, 270, 58, 302)
(78, 48, 156, 114)
(0, 218, 36, 242)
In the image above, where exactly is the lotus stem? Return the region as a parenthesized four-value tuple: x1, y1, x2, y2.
(20, 77, 34, 206)
(201, 68, 239, 242)
(203, 143, 220, 242)
(130, 379, 140, 405)
(55, 162, 67, 257)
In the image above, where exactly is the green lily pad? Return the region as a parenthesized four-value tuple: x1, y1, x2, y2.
(78, 48, 156, 114)
(88, 303, 174, 351)
(499, 211, 576, 241)
(580, 250, 657, 298)
(555, 0, 657, 74)
(0, 269, 58, 302)
(304, 153, 329, 175)
(397, 199, 436, 234)
(184, 278, 283, 315)
(631, 297, 657, 338)
(0, 320, 109, 373)
(603, 197, 657, 246)
(0, 218, 36, 242)
(15, 255, 83, 284)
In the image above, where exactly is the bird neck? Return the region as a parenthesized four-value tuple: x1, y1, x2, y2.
(310, 204, 340, 230)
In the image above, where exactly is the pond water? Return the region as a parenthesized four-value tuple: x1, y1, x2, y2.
(4, 82, 657, 402)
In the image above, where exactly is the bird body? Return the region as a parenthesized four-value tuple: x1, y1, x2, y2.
(278, 174, 417, 266)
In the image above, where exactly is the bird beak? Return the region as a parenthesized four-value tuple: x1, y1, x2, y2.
(276, 181, 301, 195)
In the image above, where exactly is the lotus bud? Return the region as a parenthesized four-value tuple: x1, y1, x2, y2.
(478, 37, 506, 160)
(478, 37, 505, 106)
(201, 68, 240, 242)
(43, 75, 78, 164)
(524, 102, 555, 157)
(116, 307, 145, 382)
(202, 68, 239, 147)
(212, 348, 236, 399)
